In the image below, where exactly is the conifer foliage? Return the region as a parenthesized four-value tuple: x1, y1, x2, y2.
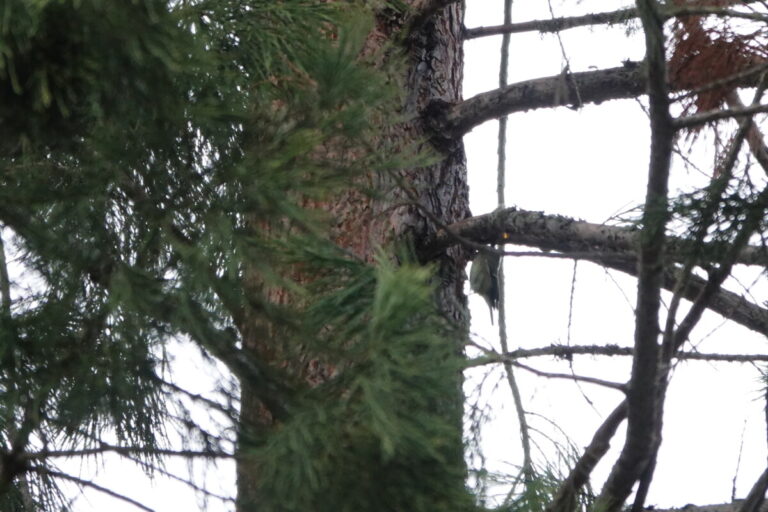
(0, 1, 470, 510)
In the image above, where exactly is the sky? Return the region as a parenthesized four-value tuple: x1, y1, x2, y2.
(464, 0, 768, 507)
(66, 0, 768, 510)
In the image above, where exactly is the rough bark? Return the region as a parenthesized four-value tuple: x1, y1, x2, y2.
(428, 207, 768, 267)
(426, 61, 765, 141)
(235, 4, 470, 511)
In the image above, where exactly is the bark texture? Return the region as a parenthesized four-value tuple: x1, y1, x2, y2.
(235, 3, 470, 510)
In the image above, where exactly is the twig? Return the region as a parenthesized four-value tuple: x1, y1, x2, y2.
(0, 229, 10, 317)
(30, 467, 156, 512)
(675, 102, 768, 129)
(464, 2, 765, 40)
(464, 7, 637, 39)
(510, 361, 627, 392)
(23, 446, 233, 461)
(466, 344, 768, 365)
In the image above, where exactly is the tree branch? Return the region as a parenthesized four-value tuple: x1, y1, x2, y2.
(675, 102, 768, 129)
(467, 344, 768, 365)
(31, 467, 156, 512)
(737, 467, 768, 512)
(426, 62, 647, 141)
(509, 361, 627, 392)
(604, 256, 768, 338)
(426, 61, 765, 141)
(465, 7, 638, 39)
(24, 446, 233, 461)
(464, 3, 766, 40)
(424, 207, 768, 337)
(428, 207, 768, 267)
(546, 401, 628, 512)
(598, 1, 674, 508)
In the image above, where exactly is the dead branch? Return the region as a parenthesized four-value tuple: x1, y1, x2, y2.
(737, 467, 768, 512)
(427, 61, 765, 141)
(467, 344, 768, 364)
(509, 361, 627, 392)
(426, 63, 647, 141)
(424, 207, 768, 337)
(546, 401, 628, 512)
(675, 102, 768, 129)
(464, 2, 766, 40)
(31, 467, 156, 512)
(428, 207, 768, 267)
(464, 7, 637, 39)
(602, 256, 768, 338)
(596, 2, 674, 509)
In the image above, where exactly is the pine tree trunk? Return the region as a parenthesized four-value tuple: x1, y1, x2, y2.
(235, 4, 469, 509)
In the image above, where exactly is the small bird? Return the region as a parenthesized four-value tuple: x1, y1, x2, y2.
(469, 250, 501, 324)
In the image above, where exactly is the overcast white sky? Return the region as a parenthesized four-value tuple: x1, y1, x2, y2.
(68, 1, 768, 510)
(464, 0, 768, 507)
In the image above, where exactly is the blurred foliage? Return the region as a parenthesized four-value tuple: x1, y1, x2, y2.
(0, 0, 479, 510)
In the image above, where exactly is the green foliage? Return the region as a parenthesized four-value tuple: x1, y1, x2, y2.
(0, 0, 478, 510)
(250, 257, 474, 512)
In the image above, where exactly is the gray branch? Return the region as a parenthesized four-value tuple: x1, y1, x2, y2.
(428, 207, 768, 267)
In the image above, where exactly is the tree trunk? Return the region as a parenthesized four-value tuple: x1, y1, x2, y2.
(235, 3, 470, 510)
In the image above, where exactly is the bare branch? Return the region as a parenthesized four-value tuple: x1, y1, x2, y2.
(494, 0, 534, 483)
(606, 256, 768, 337)
(426, 63, 647, 141)
(467, 344, 768, 365)
(428, 58, 766, 141)
(31, 467, 156, 512)
(463, 2, 765, 40)
(23, 446, 233, 461)
(510, 361, 627, 392)
(0, 231, 10, 318)
(546, 401, 628, 512)
(675, 102, 768, 129)
(429, 207, 768, 267)
(425, 206, 768, 336)
(736, 467, 768, 512)
(597, 1, 674, 509)
(464, 7, 637, 39)
(726, 92, 768, 172)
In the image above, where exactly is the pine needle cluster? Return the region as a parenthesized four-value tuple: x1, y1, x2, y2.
(0, 1, 473, 510)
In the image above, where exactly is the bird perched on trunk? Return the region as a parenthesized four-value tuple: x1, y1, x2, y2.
(470, 250, 501, 324)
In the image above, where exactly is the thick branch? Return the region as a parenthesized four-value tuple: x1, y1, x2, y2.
(428, 207, 768, 267)
(426, 63, 646, 141)
(427, 62, 765, 141)
(599, 255, 768, 338)
(426, 208, 768, 336)
(598, 2, 673, 508)
(737, 467, 768, 512)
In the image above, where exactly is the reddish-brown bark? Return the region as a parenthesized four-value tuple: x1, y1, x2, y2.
(235, 4, 470, 510)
